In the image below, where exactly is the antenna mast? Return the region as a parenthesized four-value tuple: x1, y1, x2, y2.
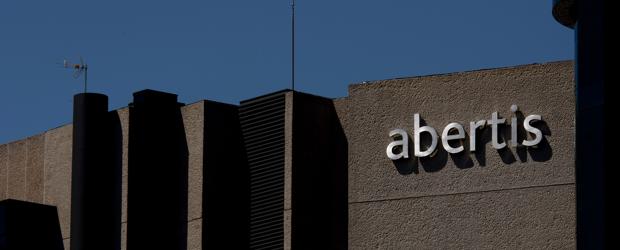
(61, 57, 89, 93)
(291, 0, 295, 91)
(83, 64, 88, 93)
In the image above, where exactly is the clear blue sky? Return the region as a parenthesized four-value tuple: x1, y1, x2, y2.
(0, 0, 573, 144)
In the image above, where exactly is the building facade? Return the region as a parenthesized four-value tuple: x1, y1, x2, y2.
(0, 61, 575, 249)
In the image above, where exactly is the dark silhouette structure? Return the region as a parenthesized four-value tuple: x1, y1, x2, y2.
(71, 93, 122, 250)
(0, 199, 64, 250)
(127, 90, 189, 250)
(202, 101, 250, 249)
(290, 92, 348, 250)
(553, 0, 608, 248)
(240, 91, 349, 250)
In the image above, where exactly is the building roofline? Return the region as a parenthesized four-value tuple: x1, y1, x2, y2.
(349, 60, 574, 87)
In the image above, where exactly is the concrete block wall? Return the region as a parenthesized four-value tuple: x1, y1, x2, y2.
(334, 61, 575, 249)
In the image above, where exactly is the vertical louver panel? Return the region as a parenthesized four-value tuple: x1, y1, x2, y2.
(239, 92, 286, 250)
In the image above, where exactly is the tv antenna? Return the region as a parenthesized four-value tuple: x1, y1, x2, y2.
(61, 56, 88, 93)
(291, 0, 295, 91)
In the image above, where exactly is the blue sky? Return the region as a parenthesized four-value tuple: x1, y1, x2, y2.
(0, 0, 573, 143)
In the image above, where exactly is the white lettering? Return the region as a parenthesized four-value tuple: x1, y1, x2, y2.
(522, 114, 543, 147)
(386, 105, 544, 160)
(441, 123, 465, 154)
(488, 112, 506, 149)
(386, 129, 409, 160)
(414, 113, 438, 157)
(469, 120, 486, 152)
(510, 104, 519, 147)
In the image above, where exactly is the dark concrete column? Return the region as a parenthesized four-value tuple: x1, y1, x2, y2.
(71, 93, 121, 250)
(290, 92, 348, 250)
(553, 0, 607, 248)
(202, 101, 249, 249)
(574, 0, 606, 248)
(127, 90, 188, 250)
(241, 90, 348, 250)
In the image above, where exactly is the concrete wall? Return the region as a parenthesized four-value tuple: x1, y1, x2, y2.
(0, 126, 73, 248)
(286, 92, 348, 250)
(1, 61, 575, 249)
(182, 102, 204, 250)
(0, 102, 206, 250)
(334, 61, 575, 249)
(0, 133, 45, 204)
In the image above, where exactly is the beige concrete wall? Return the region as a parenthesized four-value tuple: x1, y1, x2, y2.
(284, 92, 293, 250)
(42, 125, 72, 245)
(1, 102, 205, 250)
(334, 61, 575, 249)
(349, 185, 575, 249)
(182, 101, 205, 250)
(1, 61, 575, 249)
(117, 107, 129, 250)
(0, 144, 6, 200)
(1, 133, 46, 203)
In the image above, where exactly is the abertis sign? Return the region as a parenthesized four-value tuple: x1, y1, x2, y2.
(386, 105, 543, 160)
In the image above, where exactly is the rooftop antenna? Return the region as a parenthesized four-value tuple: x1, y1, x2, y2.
(291, 0, 295, 91)
(61, 56, 88, 93)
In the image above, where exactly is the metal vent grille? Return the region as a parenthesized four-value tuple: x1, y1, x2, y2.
(240, 92, 286, 250)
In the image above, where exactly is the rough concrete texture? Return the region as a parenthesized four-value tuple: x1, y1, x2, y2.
(7, 139, 27, 199)
(42, 125, 73, 243)
(284, 210, 292, 250)
(63, 238, 70, 250)
(120, 177, 127, 250)
(284, 92, 293, 250)
(335, 61, 574, 202)
(349, 184, 575, 249)
(120, 222, 127, 250)
(182, 101, 205, 221)
(117, 108, 129, 223)
(182, 101, 205, 250)
(0, 144, 7, 200)
(3, 134, 46, 203)
(335, 61, 575, 248)
(187, 219, 202, 250)
(285, 92, 293, 211)
(116, 107, 129, 250)
(2, 131, 70, 250)
(26, 134, 45, 203)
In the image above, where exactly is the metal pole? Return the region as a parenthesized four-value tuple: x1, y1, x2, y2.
(84, 66, 88, 93)
(291, 0, 295, 91)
